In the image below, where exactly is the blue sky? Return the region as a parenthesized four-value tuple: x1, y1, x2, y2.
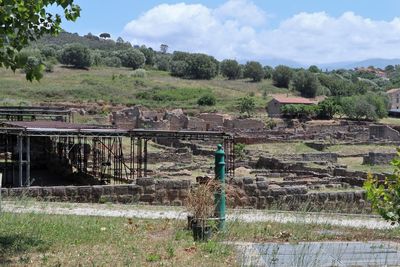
(53, 1, 400, 64)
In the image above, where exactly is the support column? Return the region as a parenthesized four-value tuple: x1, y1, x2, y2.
(18, 135, 23, 187)
(26, 136, 30, 186)
(214, 144, 226, 231)
(144, 139, 148, 177)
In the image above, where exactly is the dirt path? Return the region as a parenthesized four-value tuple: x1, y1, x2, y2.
(1, 200, 393, 230)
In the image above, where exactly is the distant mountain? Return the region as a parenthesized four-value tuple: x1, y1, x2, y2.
(318, 58, 400, 71)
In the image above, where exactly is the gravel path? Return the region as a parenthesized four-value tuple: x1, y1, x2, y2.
(1, 200, 394, 230)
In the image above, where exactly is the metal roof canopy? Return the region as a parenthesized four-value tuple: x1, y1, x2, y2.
(0, 121, 232, 139)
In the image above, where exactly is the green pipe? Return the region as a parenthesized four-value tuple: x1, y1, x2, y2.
(214, 144, 226, 230)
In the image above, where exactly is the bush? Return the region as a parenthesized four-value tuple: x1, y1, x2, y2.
(292, 70, 319, 98)
(263, 66, 274, 79)
(59, 43, 92, 68)
(197, 95, 216, 106)
(238, 96, 256, 117)
(220, 59, 241, 80)
(364, 152, 400, 225)
(131, 68, 147, 78)
(272, 65, 293, 88)
(24, 57, 45, 81)
(339, 93, 388, 121)
(117, 49, 145, 69)
(281, 104, 318, 120)
(103, 56, 122, 67)
(243, 61, 264, 82)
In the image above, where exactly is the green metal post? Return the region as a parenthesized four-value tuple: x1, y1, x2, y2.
(215, 144, 226, 230)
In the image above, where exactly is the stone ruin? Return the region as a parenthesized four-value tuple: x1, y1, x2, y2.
(110, 106, 266, 132)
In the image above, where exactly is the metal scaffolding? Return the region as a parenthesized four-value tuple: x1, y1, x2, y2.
(0, 106, 72, 122)
(0, 121, 235, 187)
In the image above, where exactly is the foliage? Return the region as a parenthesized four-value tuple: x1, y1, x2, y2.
(185, 53, 218, 80)
(272, 65, 293, 88)
(316, 98, 339, 119)
(155, 54, 171, 71)
(117, 49, 145, 70)
(170, 60, 188, 77)
(139, 46, 155, 66)
(0, 0, 80, 81)
(364, 151, 400, 225)
(103, 56, 122, 68)
(243, 61, 264, 82)
(197, 94, 216, 106)
(281, 104, 318, 120)
(234, 143, 246, 160)
(238, 96, 256, 117)
(59, 43, 92, 68)
(308, 65, 320, 73)
(220, 59, 241, 80)
(263, 66, 274, 79)
(99, 33, 111, 39)
(131, 69, 147, 78)
(339, 93, 388, 121)
(24, 57, 45, 81)
(292, 70, 319, 98)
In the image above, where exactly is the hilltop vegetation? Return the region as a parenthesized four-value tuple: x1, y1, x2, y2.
(2, 31, 400, 119)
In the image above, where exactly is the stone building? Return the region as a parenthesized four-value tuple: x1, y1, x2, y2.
(386, 88, 400, 110)
(266, 96, 315, 117)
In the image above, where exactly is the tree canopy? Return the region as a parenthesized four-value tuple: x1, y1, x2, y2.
(0, 0, 81, 81)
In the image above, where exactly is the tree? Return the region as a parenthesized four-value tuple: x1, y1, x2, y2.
(272, 65, 293, 88)
(364, 152, 400, 225)
(155, 55, 171, 71)
(117, 49, 145, 69)
(243, 61, 264, 82)
(59, 43, 92, 68)
(160, 44, 168, 54)
(316, 99, 339, 119)
(99, 33, 111, 39)
(220, 59, 241, 80)
(308, 65, 320, 73)
(170, 60, 188, 77)
(292, 70, 319, 98)
(139, 46, 155, 66)
(263, 66, 274, 79)
(238, 96, 256, 117)
(186, 53, 218, 80)
(0, 0, 81, 81)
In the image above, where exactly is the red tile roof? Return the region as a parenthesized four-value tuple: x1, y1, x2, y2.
(272, 96, 314, 104)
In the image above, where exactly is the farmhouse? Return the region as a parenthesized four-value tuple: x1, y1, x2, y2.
(267, 95, 315, 117)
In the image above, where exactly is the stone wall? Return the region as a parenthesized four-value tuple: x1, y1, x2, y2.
(363, 152, 397, 165)
(369, 125, 400, 141)
(2, 176, 369, 212)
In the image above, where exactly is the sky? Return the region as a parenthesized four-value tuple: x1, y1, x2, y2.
(53, 0, 400, 65)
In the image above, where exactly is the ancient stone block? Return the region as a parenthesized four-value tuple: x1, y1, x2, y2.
(139, 194, 155, 203)
(166, 180, 191, 189)
(114, 185, 129, 195)
(52, 186, 66, 198)
(136, 177, 155, 186)
(243, 177, 254, 184)
(256, 181, 268, 190)
(102, 185, 115, 195)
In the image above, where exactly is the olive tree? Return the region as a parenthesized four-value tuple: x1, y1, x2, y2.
(1, 0, 81, 81)
(59, 43, 92, 68)
(220, 59, 241, 80)
(243, 61, 264, 82)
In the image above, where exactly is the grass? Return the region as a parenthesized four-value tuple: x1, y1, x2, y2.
(1, 211, 400, 266)
(379, 117, 400, 125)
(247, 142, 317, 154)
(0, 66, 285, 113)
(337, 157, 394, 173)
(327, 144, 397, 156)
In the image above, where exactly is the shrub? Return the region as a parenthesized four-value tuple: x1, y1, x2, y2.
(316, 99, 339, 119)
(155, 55, 171, 71)
(243, 61, 264, 82)
(131, 69, 147, 78)
(281, 104, 318, 120)
(59, 43, 92, 68)
(234, 143, 246, 159)
(24, 57, 45, 81)
(364, 151, 400, 225)
(272, 65, 293, 88)
(238, 96, 256, 117)
(103, 56, 122, 68)
(197, 94, 216, 106)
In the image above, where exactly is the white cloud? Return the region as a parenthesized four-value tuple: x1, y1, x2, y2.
(123, 1, 400, 64)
